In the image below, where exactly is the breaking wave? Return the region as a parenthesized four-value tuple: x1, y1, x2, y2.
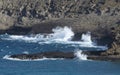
(0, 26, 107, 50)
(74, 50, 87, 60)
(1, 26, 74, 42)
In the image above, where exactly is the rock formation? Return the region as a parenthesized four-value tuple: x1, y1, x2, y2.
(10, 51, 75, 60)
(9, 51, 120, 61)
(0, 0, 120, 61)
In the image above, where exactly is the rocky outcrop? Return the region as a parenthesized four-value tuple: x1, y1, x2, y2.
(8, 51, 120, 61)
(83, 51, 120, 61)
(100, 26, 120, 56)
(86, 26, 120, 60)
(10, 51, 75, 60)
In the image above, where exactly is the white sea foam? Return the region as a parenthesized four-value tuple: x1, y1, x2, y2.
(0, 26, 107, 50)
(1, 26, 74, 42)
(3, 55, 64, 61)
(81, 32, 92, 42)
(74, 50, 87, 60)
(51, 26, 74, 41)
(22, 51, 29, 54)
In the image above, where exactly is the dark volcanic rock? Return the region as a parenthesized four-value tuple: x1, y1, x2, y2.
(10, 51, 75, 60)
(3, 26, 31, 35)
(83, 51, 120, 61)
(9, 51, 120, 61)
(87, 55, 120, 61)
(82, 51, 105, 56)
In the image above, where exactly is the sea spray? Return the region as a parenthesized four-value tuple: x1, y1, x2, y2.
(51, 26, 74, 41)
(74, 50, 87, 60)
(23, 51, 29, 54)
(81, 31, 92, 43)
(1, 26, 74, 42)
(80, 31, 94, 47)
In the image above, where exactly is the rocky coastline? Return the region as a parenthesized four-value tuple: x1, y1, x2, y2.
(0, 0, 120, 61)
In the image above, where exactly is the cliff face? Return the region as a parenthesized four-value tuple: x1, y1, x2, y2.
(0, 0, 119, 29)
(101, 26, 120, 55)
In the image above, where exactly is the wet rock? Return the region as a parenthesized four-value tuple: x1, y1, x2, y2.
(10, 51, 75, 60)
(83, 51, 120, 61)
(87, 55, 120, 61)
(9, 51, 120, 61)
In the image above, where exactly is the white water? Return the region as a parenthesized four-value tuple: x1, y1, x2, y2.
(2, 26, 74, 42)
(51, 26, 74, 41)
(81, 32, 92, 43)
(74, 50, 87, 60)
(22, 51, 29, 54)
(1, 26, 107, 49)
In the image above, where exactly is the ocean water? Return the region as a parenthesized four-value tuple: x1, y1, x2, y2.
(0, 27, 120, 75)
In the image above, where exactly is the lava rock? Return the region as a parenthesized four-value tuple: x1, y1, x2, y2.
(9, 50, 120, 61)
(10, 51, 75, 60)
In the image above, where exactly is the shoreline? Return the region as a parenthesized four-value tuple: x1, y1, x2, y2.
(5, 50, 120, 61)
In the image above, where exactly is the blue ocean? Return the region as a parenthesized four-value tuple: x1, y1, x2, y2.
(0, 27, 120, 75)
